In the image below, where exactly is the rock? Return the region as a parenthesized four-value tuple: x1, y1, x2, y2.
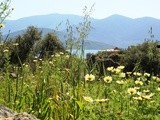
(0, 105, 14, 118)
(13, 112, 38, 120)
(0, 105, 38, 120)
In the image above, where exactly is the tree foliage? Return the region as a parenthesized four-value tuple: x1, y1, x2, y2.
(10, 26, 42, 64)
(0, 26, 65, 68)
(34, 32, 65, 58)
(86, 48, 123, 75)
(86, 41, 160, 76)
(121, 40, 160, 75)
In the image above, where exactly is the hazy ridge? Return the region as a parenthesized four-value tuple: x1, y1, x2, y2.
(2, 14, 160, 48)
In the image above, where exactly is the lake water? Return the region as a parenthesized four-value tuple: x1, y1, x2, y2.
(71, 49, 100, 58)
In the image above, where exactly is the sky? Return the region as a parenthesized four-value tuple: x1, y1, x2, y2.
(8, 0, 160, 20)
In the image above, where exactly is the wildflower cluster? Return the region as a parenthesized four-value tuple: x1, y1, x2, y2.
(85, 74, 95, 81)
(0, 49, 160, 120)
(83, 96, 109, 103)
(0, 24, 5, 28)
(104, 76, 112, 83)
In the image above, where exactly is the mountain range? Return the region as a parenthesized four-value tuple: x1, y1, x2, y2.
(1, 13, 160, 48)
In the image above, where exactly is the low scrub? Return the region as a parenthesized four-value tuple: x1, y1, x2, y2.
(0, 50, 160, 119)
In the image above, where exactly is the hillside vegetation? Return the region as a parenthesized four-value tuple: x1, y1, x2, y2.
(0, 26, 160, 119)
(0, 1, 160, 119)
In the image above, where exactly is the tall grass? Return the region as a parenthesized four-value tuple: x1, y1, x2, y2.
(0, 49, 160, 119)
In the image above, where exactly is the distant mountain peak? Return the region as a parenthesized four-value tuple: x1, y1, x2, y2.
(135, 16, 160, 21)
(103, 14, 133, 20)
(2, 13, 160, 48)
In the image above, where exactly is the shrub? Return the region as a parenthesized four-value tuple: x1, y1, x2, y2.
(9, 26, 42, 65)
(86, 48, 123, 75)
(121, 40, 160, 75)
(34, 33, 65, 58)
(0, 26, 65, 69)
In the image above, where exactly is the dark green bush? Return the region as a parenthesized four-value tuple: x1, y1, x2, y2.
(121, 40, 160, 75)
(86, 41, 160, 76)
(34, 33, 65, 58)
(10, 26, 42, 65)
(0, 26, 65, 68)
(86, 48, 123, 75)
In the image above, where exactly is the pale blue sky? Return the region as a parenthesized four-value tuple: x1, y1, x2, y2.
(9, 0, 160, 20)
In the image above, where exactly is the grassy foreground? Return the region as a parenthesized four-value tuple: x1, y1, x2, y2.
(0, 51, 160, 120)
